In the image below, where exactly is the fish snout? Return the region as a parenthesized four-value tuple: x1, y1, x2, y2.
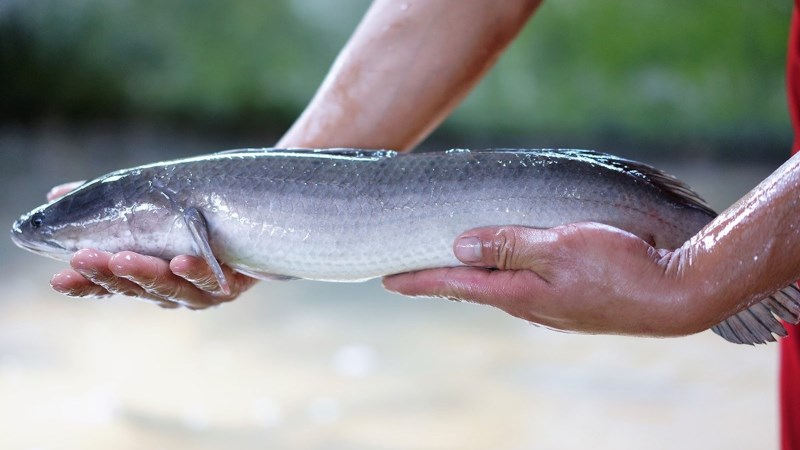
(9, 211, 70, 259)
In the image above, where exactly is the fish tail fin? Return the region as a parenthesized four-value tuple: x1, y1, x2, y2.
(711, 283, 800, 345)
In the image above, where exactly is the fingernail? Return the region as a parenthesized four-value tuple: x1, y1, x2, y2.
(110, 252, 136, 275)
(50, 273, 70, 292)
(454, 236, 482, 263)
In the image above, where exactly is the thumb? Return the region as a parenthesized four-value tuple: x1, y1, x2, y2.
(453, 226, 558, 272)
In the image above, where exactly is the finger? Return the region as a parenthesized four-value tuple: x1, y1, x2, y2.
(108, 252, 228, 309)
(52, 267, 178, 309)
(453, 226, 560, 273)
(170, 255, 257, 302)
(51, 269, 113, 298)
(170, 255, 233, 293)
(70, 249, 178, 308)
(46, 181, 85, 202)
(383, 266, 550, 319)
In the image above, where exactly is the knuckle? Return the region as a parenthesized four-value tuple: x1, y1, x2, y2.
(557, 222, 583, 241)
(136, 274, 162, 291)
(491, 227, 518, 270)
(85, 287, 113, 298)
(102, 282, 142, 298)
(554, 224, 587, 254)
(134, 267, 190, 301)
(145, 281, 184, 302)
(65, 285, 109, 298)
(178, 266, 219, 293)
(192, 273, 222, 294)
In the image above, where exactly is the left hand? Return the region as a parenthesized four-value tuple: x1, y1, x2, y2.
(46, 182, 258, 309)
(383, 223, 709, 337)
(51, 249, 256, 309)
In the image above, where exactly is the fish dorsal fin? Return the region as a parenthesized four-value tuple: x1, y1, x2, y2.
(551, 149, 716, 217)
(711, 283, 800, 345)
(472, 148, 716, 216)
(215, 147, 398, 159)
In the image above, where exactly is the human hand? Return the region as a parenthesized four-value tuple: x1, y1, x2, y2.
(46, 182, 258, 309)
(383, 223, 710, 337)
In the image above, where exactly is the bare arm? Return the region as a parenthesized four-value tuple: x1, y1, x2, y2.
(671, 154, 800, 330)
(385, 153, 800, 337)
(51, 0, 541, 307)
(279, 0, 541, 151)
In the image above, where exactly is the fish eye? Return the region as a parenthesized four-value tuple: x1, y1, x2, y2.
(30, 213, 44, 229)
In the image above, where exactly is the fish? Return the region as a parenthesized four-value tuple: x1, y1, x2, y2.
(10, 148, 800, 344)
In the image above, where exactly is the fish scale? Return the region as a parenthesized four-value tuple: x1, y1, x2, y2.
(10, 148, 800, 345)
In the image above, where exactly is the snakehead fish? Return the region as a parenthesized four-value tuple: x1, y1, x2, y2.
(10, 148, 800, 344)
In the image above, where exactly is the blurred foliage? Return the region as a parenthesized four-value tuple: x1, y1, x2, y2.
(0, 0, 360, 125)
(455, 0, 793, 156)
(0, 0, 793, 157)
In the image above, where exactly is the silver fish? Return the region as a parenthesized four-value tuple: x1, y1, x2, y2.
(10, 148, 800, 344)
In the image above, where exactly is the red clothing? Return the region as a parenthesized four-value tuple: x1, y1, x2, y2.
(781, 4, 800, 449)
(784, 321, 800, 450)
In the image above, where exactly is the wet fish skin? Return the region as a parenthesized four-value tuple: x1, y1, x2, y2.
(9, 148, 798, 344)
(10, 148, 713, 278)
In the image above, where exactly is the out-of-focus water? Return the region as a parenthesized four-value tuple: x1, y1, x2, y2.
(0, 124, 785, 449)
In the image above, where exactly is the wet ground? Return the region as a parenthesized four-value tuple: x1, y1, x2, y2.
(0, 123, 785, 449)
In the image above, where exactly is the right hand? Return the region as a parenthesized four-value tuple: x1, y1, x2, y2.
(47, 182, 258, 309)
(383, 223, 705, 337)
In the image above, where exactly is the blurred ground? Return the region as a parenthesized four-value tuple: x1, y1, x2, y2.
(0, 125, 785, 450)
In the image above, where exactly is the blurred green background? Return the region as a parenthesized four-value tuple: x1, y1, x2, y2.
(0, 1, 795, 449)
(0, 0, 793, 159)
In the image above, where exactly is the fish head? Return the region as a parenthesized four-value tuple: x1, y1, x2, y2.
(11, 205, 71, 260)
(10, 169, 185, 261)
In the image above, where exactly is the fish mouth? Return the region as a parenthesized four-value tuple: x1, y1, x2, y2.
(9, 218, 72, 262)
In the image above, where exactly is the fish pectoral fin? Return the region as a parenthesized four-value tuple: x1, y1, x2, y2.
(183, 207, 232, 296)
(711, 283, 800, 345)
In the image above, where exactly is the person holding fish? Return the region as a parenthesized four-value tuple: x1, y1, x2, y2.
(35, 0, 800, 447)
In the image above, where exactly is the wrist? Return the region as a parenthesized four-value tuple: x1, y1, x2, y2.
(656, 247, 727, 336)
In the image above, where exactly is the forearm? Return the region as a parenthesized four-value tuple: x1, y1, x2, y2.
(277, 0, 541, 150)
(671, 153, 800, 328)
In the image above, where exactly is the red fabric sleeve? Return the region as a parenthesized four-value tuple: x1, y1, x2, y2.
(780, 4, 800, 450)
(787, 5, 800, 154)
(784, 321, 800, 450)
